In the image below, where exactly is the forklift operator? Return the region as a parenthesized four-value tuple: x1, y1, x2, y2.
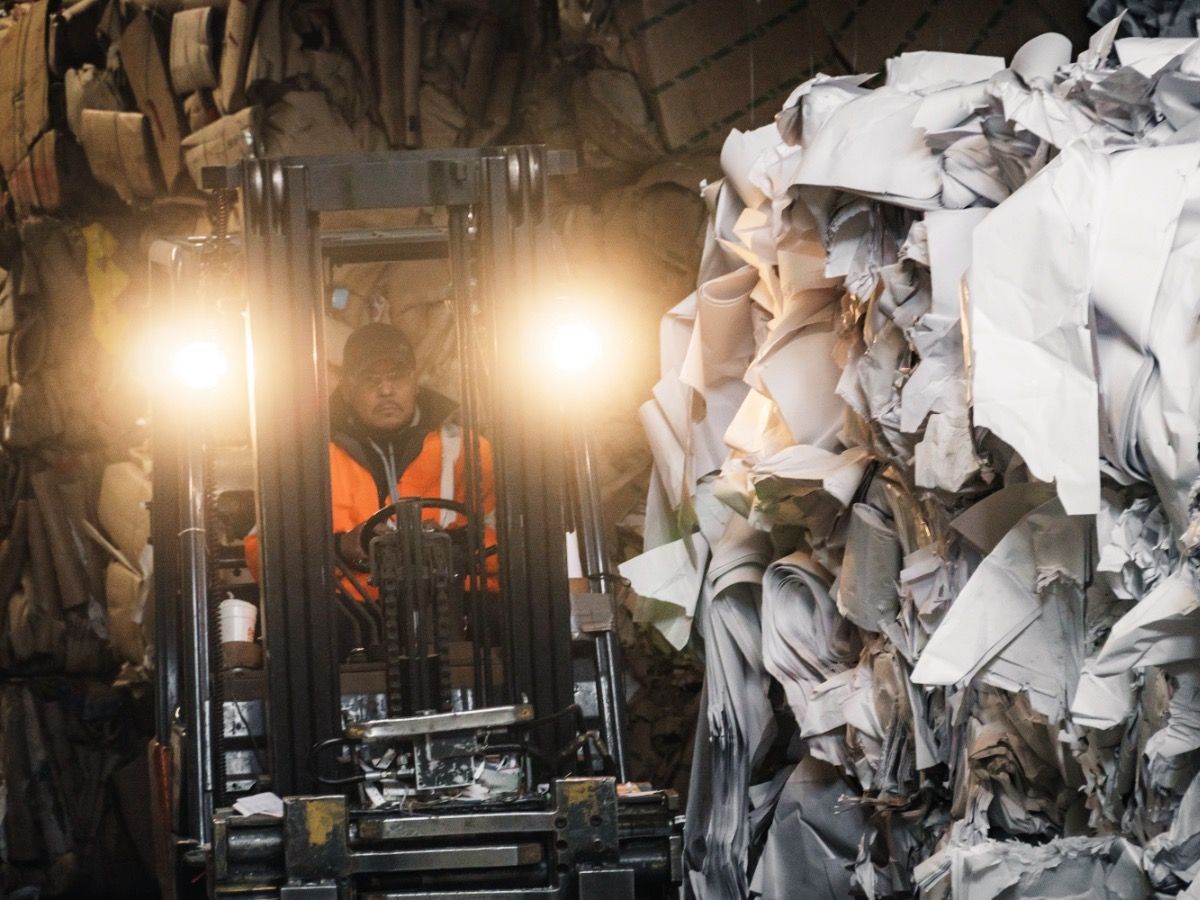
(330, 321, 496, 573)
(245, 322, 497, 597)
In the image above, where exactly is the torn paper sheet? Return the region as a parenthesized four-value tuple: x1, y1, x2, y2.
(967, 141, 1100, 515)
(234, 792, 284, 818)
(1091, 570, 1200, 675)
(941, 836, 1151, 898)
(750, 757, 869, 899)
(618, 532, 709, 651)
(912, 499, 1090, 719)
(795, 88, 943, 209)
(836, 503, 901, 633)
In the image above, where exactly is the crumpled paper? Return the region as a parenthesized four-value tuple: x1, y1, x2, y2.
(624, 22, 1200, 897)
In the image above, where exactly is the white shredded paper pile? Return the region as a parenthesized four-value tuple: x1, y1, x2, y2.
(621, 15, 1200, 898)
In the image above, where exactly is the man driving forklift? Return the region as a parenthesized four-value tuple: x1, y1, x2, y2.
(245, 321, 497, 596)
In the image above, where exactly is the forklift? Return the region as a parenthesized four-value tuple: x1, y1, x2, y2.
(146, 147, 682, 899)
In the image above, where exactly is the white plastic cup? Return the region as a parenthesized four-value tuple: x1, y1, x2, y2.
(219, 597, 257, 643)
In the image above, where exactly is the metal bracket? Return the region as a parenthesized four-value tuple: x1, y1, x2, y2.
(345, 704, 534, 741)
(283, 796, 348, 884)
(553, 778, 620, 868)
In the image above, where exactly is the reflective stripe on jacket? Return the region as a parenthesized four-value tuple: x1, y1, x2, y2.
(330, 422, 497, 548)
(245, 423, 497, 598)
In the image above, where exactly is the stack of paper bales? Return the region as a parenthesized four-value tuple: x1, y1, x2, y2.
(622, 17, 1200, 898)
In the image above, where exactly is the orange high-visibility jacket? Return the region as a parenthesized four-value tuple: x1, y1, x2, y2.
(245, 390, 497, 598)
(331, 424, 497, 554)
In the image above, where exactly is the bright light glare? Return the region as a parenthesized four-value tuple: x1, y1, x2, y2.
(171, 339, 228, 391)
(551, 320, 603, 375)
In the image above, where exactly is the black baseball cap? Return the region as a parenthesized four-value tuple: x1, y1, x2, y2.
(341, 322, 417, 381)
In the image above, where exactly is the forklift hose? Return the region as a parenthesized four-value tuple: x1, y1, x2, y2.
(556, 730, 617, 775)
(506, 705, 621, 777)
(334, 558, 374, 603)
(309, 737, 369, 786)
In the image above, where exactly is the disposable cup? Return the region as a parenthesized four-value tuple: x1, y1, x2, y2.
(219, 597, 257, 643)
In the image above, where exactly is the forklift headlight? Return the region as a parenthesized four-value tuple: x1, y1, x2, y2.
(170, 338, 229, 391)
(550, 319, 603, 376)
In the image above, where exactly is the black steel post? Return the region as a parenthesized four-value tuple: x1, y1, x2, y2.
(148, 246, 183, 754)
(242, 160, 340, 795)
(479, 152, 529, 713)
(573, 431, 631, 782)
(179, 426, 214, 842)
(447, 205, 490, 706)
(485, 146, 575, 768)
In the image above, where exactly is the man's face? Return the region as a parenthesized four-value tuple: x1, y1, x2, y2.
(346, 358, 419, 431)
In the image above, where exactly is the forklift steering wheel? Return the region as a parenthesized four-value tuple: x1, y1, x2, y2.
(358, 497, 470, 557)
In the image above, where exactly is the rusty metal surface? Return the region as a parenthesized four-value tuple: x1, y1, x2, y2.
(282, 795, 348, 884)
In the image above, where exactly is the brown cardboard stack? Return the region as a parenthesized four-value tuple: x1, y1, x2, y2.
(0, 3, 52, 186)
(0, 2, 120, 213)
(168, 5, 220, 95)
(97, 459, 152, 668)
(79, 110, 162, 202)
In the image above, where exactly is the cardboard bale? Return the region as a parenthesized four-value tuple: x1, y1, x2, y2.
(98, 461, 152, 567)
(618, 0, 1091, 151)
(64, 64, 124, 138)
(79, 110, 163, 204)
(18, 217, 93, 332)
(170, 6, 222, 94)
(7, 131, 73, 216)
(419, 85, 468, 149)
(183, 89, 221, 132)
(572, 67, 664, 167)
(0, 0, 51, 178)
(332, 0, 371, 87)
(243, 0, 299, 91)
(0, 267, 14, 335)
(243, 2, 365, 123)
(31, 470, 101, 611)
(435, 16, 470, 85)
(515, 66, 576, 155)
(262, 91, 357, 156)
(181, 105, 259, 188)
(457, 17, 501, 122)
(215, 0, 262, 114)
(370, 0, 420, 147)
(105, 561, 149, 667)
(473, 51, 521, 145)
(24, 499, 68, 653)
(119, 10, 187, 188)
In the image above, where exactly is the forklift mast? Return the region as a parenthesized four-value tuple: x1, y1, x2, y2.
(148, 148, 680, 899)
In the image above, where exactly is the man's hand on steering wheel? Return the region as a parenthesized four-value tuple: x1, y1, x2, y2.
(340, 498, 472, 567)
